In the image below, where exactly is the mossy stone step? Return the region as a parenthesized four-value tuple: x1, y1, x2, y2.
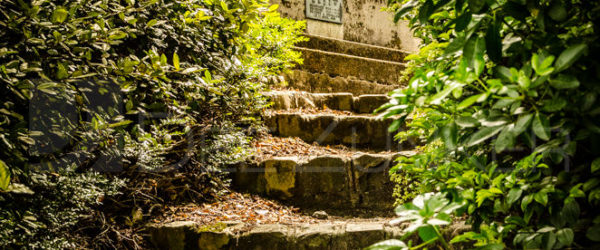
(295, 47, 406, 85)
(265, 91, 390, 114)
(231, 153, 414, 212)
(149, 220, 403, 250)
(281, 70, 398, 95)
(264, 113, 413, 150)
(297, 34, 409, 63)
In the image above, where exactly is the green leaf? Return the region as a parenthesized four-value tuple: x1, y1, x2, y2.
(549, 74, 580, 89)
(512, 113, 533, 135)
(394, 0, 417, 22)
(506, 188, 523, 206)
(429, 81, 464, 104)
(388, 119, 403, 133)
(51, 7, 69, 24)
(442, 121, 458, 150)
(521, 194, 533, 211)
(495, 126, 515, 153)
(146, 19, 158, 27)
(532, 54, 541, 73)
(56, 63, 68, 80)
(268, 4, 279, 12)
(109, 31, 128, 40)
(0, 160, 9, 191)
(555, 44, 588, 72)
(541, 55, 555, 70)
(457, 94, 483, 110)
(445, 34, 467, 55)
(561, 201, 580, 224)
(451, 232, 478, 244)
(592, 158, 600, 173)
(456, 116, 479, 128)
(517, 70, 531, 89)
(485, 18, 502, 62)
(466, 126, 503, 147)
(496, 66, 513, 81)
(532, 54, 555, 76)
(587, 225, 600, 242)
(418, 0, 435, 23)
(366, 239, 408, 250)
(556, 228, 574, 246)
(533, 113, 551, 141)
(534, 192, 548, 206)
(173, 52, 180, 71)
(542, 98, 567, 112)
(463, 36, 486, 76)
(418, 225, 438, 242)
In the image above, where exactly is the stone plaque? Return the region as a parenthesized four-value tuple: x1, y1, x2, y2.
(305, 0, 343, 24)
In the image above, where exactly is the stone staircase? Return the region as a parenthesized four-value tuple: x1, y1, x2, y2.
(149, 35, 415, 249)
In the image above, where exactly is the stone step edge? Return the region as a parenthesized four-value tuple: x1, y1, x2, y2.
(264, 90, 390, 114)
(230, 152, 416, 212)
(295, 46, 407, 66)
(148, 220, 471, 249)
(149, 220, 403, 250)
(264, 113, 414, 151)
(297, 33, 409, 62)
(282, 69, 400, 95)
(243, 151, 416, 167)
(295, 47, 407, 85)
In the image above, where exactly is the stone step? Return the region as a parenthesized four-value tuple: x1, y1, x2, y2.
(231, 152, 414, 213)
(149, 220, 403, 250)
(295, 47, 406, 85)
(297, 34, 409, 63)
(264, 113, 413, 150)
(282, 70, 398, 95)
(265, 90, 390, 114)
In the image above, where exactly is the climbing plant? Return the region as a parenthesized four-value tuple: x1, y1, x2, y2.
(0, 0, 304, 248)
(377, 0, 600, 248)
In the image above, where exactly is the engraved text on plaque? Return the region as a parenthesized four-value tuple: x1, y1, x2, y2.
(305, 0, 343, 24)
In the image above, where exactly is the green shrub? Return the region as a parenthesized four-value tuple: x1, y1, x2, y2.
(0, 0, 304, 247)
(379, 0, 600, 248)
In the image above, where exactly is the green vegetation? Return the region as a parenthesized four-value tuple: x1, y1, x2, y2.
(0, 0, 304, 248)
(377, 0, 600, 249)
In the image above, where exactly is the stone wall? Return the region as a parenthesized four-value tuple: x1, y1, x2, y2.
(271, 0, 420, 52)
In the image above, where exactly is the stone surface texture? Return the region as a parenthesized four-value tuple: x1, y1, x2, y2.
(265, 90, 389, 114)
(297, 34, 408, 63)
(232, 153, 411, 211)
(269, 0, 420, 52)
(296, 47, 406, 85)
(282, 70, 398, 95)
(149, 220, 403, 250)
(265, 113, 398, 150)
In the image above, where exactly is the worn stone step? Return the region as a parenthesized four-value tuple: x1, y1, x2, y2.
(297, 34, 409, 62)
(149, 219, 403, 250)
(231, 152, 414, 213)
(282, 70, 399, 95)
(265, 90, 390, 114)
(264, 113, 413, 150)
(295, 47, 406, 85)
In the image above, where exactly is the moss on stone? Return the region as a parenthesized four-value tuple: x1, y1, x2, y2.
(197, 232, 230, 250)
(264, 159, 296, 198)
(195, 222, 227, 233)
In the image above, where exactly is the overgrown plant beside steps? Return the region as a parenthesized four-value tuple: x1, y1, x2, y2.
(0, 0, 304, 248)
(374, 0, 600, 249)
